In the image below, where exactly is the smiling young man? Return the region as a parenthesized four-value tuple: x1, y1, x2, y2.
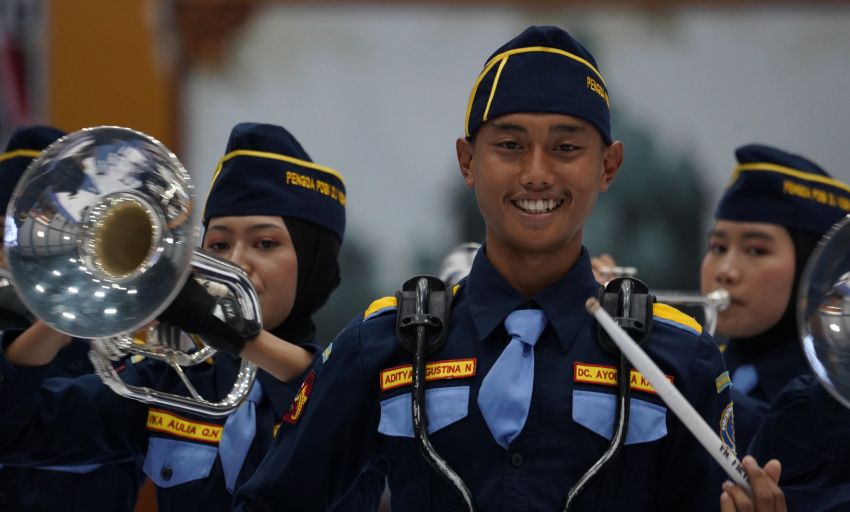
(456, 112, 620, 297)
(234, 26, 731, 511)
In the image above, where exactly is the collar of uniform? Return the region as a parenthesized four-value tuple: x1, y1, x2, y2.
(725, 339, 810, 400)
(466, 245, 600, 352)
(256, 370, 293, 417)
(756, 342, 810, 400)
(255, 342, 320, 417)
(209, 353, 291, 417)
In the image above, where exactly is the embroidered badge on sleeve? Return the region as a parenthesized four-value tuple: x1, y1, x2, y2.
(282, 370, 316, 424)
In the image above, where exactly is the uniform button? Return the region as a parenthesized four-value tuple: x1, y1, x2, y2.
(160, 466, 173, 481)
(511, 452, 523, 467)
(68, 359, 83, 371)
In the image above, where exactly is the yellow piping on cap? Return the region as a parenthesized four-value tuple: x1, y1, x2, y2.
(0, 149, 41, 163)
(482, 56, 510, 123)
(728, 162, 850, 194)
(207, 149, 345, 198)
(464, 46, 608, 137)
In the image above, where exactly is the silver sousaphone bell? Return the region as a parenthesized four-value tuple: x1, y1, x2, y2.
(799, 213, 850, 408)
(3, 126, 259, 417)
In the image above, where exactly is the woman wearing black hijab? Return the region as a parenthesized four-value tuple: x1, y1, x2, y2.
(701, 145, 850, 511)
(700, 144, 850, 453)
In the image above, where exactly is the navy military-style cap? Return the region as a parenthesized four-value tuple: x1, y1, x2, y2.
(0, 125, 66, 213)
(465, 25, 611, 144)
(715, 144, 850, 236)
(203, 122, 346, 242)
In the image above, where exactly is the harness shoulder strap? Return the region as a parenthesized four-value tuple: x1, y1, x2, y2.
(596, 276, 654, 355)
(395, 275, 452, 356)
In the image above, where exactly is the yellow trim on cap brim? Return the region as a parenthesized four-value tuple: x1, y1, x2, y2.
(729, 162, 850, 195)
(465, 46, 608, 137)
(208, 149, 345, 196)
(0, 149, 41, 163)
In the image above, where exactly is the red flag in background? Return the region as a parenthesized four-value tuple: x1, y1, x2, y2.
(0, 0, 41, 140)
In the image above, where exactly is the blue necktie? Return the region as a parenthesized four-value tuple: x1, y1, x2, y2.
(220, 380, 263, 493)
(477, 309, 548, 449)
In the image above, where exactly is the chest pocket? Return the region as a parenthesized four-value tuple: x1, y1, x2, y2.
(144, 437, 218, 488)
(378, 386, 469, 438)
(572, 390, 667, 445)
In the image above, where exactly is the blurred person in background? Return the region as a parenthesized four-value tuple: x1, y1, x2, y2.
(700, 144, 850, 452)
(0, 125, 145, 512)
(438, 242, 480, 287)
(594, 144, 850, 508)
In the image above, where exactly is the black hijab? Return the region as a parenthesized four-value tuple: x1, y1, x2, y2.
(729, 228, 821, 354)
(269, 217, 340, 345)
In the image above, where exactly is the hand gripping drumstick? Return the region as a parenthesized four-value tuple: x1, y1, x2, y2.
(586, 297, 751, 493)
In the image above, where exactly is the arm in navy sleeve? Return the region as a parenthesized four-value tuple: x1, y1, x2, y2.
(234, 317, 381, 511)
(0, 336, 154, 467)
(658, 331, 731, 511)
(748, 375, 850, 510)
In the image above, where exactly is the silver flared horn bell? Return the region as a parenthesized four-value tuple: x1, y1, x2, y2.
(799, 214, 850, 409)
(4, 126, 259, 417)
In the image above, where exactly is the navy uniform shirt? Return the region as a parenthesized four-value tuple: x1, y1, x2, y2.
(0, 336, 384, 512)
(235, 248, 733, 511)
(722, 338, 810, 451)
(748, 375, 850, 511)
(0, 300, 144, 512)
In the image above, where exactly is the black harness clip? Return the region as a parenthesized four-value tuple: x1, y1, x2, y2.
(395, 275, 452, 356)
(596, 277, 654, 355)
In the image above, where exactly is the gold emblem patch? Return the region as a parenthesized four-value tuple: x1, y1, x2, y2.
(283, 370, 316, 424)
(720, 402, 736, 454)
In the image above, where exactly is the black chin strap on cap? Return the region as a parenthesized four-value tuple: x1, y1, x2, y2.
(564, 277, 654, 510)
(396, 276, 474, 511)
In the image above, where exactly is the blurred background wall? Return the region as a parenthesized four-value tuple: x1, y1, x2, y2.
(4, 0, 850, 384)
(1, 2, 849, 508)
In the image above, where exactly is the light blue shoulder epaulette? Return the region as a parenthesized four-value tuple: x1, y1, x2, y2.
(652, 303, 703, 336)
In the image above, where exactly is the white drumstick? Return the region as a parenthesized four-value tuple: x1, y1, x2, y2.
(586, 297, 751, 492)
